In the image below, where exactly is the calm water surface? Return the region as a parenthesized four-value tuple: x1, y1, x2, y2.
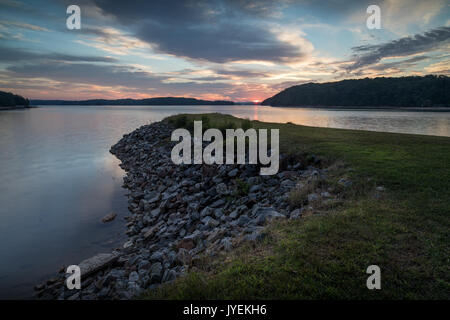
(0, 105, 449, 298)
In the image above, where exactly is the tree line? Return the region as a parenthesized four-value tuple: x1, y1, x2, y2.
(261, 75, 449, 108)
(0, 91, 29, 107)
(30, 97, 234, 106)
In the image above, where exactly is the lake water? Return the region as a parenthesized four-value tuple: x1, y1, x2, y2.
(0, 105, 449, 299)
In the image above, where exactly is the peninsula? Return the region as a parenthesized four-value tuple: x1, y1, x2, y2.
(261, 75, 449, 108)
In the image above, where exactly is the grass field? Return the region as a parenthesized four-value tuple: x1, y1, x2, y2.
(146, 113, 449, 299)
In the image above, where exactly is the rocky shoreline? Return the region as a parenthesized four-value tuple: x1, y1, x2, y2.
(35, 120, 341, 300)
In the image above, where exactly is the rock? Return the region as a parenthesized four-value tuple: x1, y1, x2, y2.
(213, 208, 224, 219)
(244, 231, 266, 242)
(78, 253, 119, 278)
(249, 185, 261, 193)
(216, 183, 229, 195)
(176, 248, 192, 265)
(255, 214, 266, 225)
(221, 238, 232, 251)
(210, 199, 225, 208)
(190, 211, 200, 221)
(228, 168, 238, 177)
(206, 228, 226, 243)
(127, 282, 142, 296)
(177, 238, 195, 251)
(97, 286, 110, 299)
(143, 225, 159, 240)
(128, 271, 139, 282)
(320, 191, 331, 198)
(184, 230, 202, 242)
(252, 206, 286, 224)
(46, 277, 58, 285)
(67, 292, 80, 300)
(103, 269, 125, 286)
(147, 193, 161, 204)
(101, 212, 117, 223)
(281, 179, 295, 188)
(138, 260, 151, 271)
(290, 208, 302, 219)
(229, 209, 239, 219)
(150, 251, 164, 262)
(307, 193, 319, 202)
(237, 215, 251, 227)
(202, 216, 220, 229)
(159, 199, 169, 213)
(237, 204, 248, 214)
(338, 178, 352, 187)
(376, 186, 385, 191)
(247, 176, 260, 185)
(131, 191, 144, 200)
(123, 240, 133, 249)
(150, 262, 163, 283)
(200, 206, 213, 217)
(163, 269, 177, 283)
(150, 208, 160, 218)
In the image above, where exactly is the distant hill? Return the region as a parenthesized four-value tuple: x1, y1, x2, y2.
(261, 75, 450, 108)
(0, 91, 29, 107)
(31, 97, 234, 106)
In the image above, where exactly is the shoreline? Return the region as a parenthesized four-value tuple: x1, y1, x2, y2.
(268, 105, 450, 112)
(34, 119, 343, 300)
(0, 106, 35, 111)
(30, 113, 450, 299)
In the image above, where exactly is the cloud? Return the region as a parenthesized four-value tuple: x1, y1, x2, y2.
(83, 0, 307, 63)
(0, 0, 24, 8)
(75, 26, 155, 56)
(381, 0, 447, 32)
(0, 21, 50, 32)
(4, 61, 237, 97)
(368, 55, 430, 71)
(215, 69, 268, 78)
(348, 26, 450, 70)
(6, 62, 165, 88)
(424, 58, 450, 74)
(0, 45, 118, 62)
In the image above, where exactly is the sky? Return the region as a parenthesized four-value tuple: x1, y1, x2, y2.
(0, 0, 449, 102)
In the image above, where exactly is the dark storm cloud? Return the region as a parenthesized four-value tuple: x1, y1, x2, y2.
(0, 45, 117, 62)
(348, 27, 450, 70)
(84, 0, 305, 63)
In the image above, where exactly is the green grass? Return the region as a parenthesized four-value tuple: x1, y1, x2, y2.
(150, 113, 450, 299)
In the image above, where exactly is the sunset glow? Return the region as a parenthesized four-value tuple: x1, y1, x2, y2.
(0, 0, 449, 101)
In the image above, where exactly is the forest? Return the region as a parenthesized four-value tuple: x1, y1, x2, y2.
(0, 91, 29, 107)
(261, 75, 449, 108)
